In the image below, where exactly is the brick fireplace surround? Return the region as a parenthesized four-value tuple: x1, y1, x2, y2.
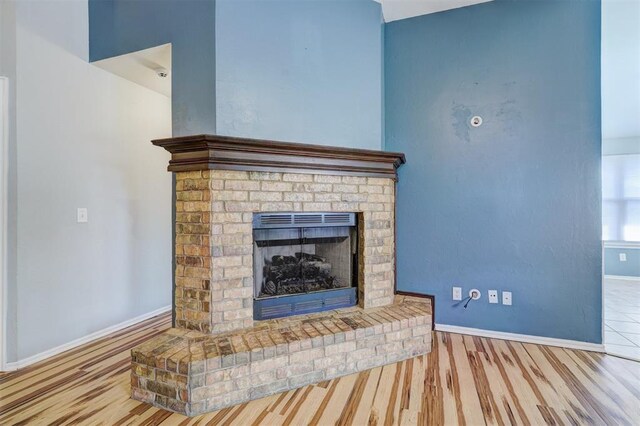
(131, 135, 433, 416)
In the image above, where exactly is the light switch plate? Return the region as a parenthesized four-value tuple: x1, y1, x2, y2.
(619, 253, 627, 262)
(77, 208, 88, 223)
(453, 287, 462, 301)
(488, 290, 498, 304)
(502, 291, 512, 306)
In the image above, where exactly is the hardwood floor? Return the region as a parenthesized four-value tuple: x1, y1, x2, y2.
(1, 313, 639, 425)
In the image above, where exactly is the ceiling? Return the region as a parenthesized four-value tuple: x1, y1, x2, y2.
(93, 44, 171, 97)
(376, 0, 493, 22)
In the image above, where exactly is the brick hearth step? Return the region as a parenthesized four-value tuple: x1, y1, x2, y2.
(131, 295, 432, 416)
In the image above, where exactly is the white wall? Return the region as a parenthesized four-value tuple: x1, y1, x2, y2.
(12, 0, 172, 361)
(602, 137, 640, 156)
(0, 0, 18, 364)
(602, 0, 640, 142)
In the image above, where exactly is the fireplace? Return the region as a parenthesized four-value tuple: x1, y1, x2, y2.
(129, 135, 436, 417)
(252, 212, 358, 320)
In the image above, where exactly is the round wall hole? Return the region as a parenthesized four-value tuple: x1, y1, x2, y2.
(470, 116, 483, 127)
(469, 289, 481, 300)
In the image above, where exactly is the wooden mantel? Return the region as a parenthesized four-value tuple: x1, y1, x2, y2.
(152, 134, 406, 179)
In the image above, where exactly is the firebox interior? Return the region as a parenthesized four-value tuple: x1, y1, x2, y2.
(252, 213, 359, 320)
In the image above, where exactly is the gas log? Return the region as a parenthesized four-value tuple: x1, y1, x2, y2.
(261, 252, 342, 296)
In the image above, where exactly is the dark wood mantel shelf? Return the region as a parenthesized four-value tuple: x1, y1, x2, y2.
(152, 134, 406, 179)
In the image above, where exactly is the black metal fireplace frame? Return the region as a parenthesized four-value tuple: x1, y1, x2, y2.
(252, 212, 359, 320)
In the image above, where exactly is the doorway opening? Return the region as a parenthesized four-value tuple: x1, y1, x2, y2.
(601, 0, 640, 361)
(0, 77, 7, 370)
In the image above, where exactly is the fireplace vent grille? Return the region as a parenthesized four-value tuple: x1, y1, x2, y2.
(294, 299, 323, 311)
(261, 304, 292, 318)
(294, 214, 322, 225)
(254, 288, 357, 320)
(258, 214, 292, 226)
(254, 212, 355, 229)
(324, 213, 351, 224)
(325, 294, 352, 306)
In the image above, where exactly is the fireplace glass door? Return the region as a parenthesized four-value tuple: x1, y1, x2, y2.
(253, 213, 358, 319)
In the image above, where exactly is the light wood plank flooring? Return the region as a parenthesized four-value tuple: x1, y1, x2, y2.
(1, 312, 639, 425)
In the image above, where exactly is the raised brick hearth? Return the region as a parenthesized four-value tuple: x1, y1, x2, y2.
(130, 135, 432, 416)
(132, 295, 432, 415)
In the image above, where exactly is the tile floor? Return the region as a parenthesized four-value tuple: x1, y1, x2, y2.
(604, 276, 640, 361)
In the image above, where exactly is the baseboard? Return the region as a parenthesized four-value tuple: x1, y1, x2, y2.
(435, 324, 605, 353)
(605, 275, 640, 281)
(1, 305, 171, 372)
(604, 345, 640, 363)
(604, 242, 640, 249)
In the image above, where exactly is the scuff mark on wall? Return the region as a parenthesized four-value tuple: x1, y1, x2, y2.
(452, 103, 472, 142)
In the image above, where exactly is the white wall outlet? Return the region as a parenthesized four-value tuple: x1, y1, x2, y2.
(469, 289, 481, 300)
(77, 207, 88, 223)
(453, 287, 462, 301)
(619, 253, 627, 262)
(502, 291, 512, 306)
(488, 290, 498, 304)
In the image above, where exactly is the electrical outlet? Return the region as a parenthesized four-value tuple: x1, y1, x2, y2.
(619, 253, 627, 262)
(77, 208, 88, 223)
(488, 290, 498, 304)
(453, 287, 462, 301)
(469, 289, 481, 300)
(502, 291, 512, 306)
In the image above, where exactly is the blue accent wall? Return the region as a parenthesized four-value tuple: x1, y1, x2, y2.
(90, 0, 605, 343)
(89, 0, 216, 136)
(215, 0, 382, 149)
(89, 0, 383, 149)
(385, 0, 603, 343)
(605, 247, 640, 277)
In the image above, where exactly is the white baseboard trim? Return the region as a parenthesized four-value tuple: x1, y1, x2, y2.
(605, 274, 640, 281)
(435, 324, 605, 353)
(604, 242, 640, 249)
(1, 305, 171, 372)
